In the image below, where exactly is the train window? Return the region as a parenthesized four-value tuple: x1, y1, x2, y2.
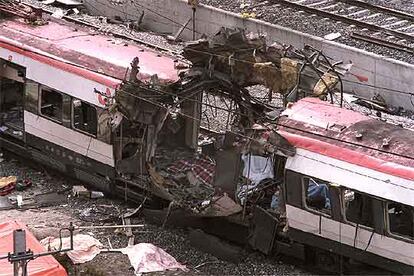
(72, 99, 97, 136)
(40, 89, 62, 122)
(343, 189, 374, 228)
(387, 202, 414, 240)
(303, 177, 332, 216)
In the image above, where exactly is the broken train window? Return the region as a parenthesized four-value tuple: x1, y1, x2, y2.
(387, 201, 414, 240)
(72, 99, 97, 136)
(303, 177, 332, 216)
(40, 88, 63, 122)
(342, 188, 374, 228)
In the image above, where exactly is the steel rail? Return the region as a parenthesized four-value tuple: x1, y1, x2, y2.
(351, 32, 414, 54)
(270, 0, 414, 42)
(342, 0, 414, 22)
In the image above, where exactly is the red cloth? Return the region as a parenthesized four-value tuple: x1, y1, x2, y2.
(0, 221, 67, 276)
(167, 158, 215, 185)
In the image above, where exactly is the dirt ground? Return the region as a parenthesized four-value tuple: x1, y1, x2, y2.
(0, 152, 310, 276)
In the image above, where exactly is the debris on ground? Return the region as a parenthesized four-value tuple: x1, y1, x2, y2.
(200, 193, 242, 217)
(73, 185, 105, 199)
(90, 191, 105, 199)
(72, 185, 89, 197)
(324, 32, 341, 41)
(41, 234, 103, 264)
(121, 243, 188, 275)
(0, 156, 311, 275)
(0, 176, 17, 195)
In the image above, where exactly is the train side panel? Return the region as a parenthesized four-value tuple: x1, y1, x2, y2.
(284, 148, 414, 274)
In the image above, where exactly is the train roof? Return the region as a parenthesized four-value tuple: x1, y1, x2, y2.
(0, 17, 180, 86)
(278, 97, 414, 181)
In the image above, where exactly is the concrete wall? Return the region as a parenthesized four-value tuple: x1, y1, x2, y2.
(84, 0, 414, 111)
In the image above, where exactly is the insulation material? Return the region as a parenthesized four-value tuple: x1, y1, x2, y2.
(41, 234, 103, 264)
(0, 220, 67, 276)
(252, 62, 282, 92)
(280, 58, 299, 93)
(0, 176, 17, 188)
(121, 243, 188, 275)
(313, 72, 338, 96)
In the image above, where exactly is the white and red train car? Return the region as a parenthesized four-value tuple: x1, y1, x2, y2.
(277, 98, 414, 274)
(0, 17, 179, 192)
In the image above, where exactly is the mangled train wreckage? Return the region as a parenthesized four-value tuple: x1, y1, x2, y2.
(0, 11, 413, 275)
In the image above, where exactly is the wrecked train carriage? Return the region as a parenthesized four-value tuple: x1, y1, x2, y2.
(149, 98, 414, 275)
(116, 28, 414, 276)
(0, 16, 200, 198)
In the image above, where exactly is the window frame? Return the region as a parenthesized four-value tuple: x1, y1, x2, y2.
(340, 187, 376, 231)
(302, 176, 333, 218)
(385, 201, 414, 243)
(24, 79, 39, 114)
(38, 86, 63, 124)
(71, 98, 98, 137)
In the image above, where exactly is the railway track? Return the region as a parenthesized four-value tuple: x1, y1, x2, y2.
(270, 0, 414, 53)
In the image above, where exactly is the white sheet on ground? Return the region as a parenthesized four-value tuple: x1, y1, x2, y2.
(121, 243, 188, 275)
(40, 234, 103, 264)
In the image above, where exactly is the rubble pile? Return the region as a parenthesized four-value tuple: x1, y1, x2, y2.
(341, 93, 414, 130)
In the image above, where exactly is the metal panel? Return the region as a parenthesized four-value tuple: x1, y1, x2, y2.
(213, 149, 241, 199)
(284, 170, 303, 208)
(248, 206, 278, 254)
(31, 150, 66, 172)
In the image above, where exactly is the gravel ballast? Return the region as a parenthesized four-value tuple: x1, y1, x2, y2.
(200, 0, 414, 64)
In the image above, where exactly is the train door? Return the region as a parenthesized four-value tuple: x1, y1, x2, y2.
(284, 170, 345, 272)
(0, 60, 25, 142)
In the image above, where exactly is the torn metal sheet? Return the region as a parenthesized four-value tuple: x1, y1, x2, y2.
(147, 165, 175, 202)
(213, 148, 241, 199)
(249, 206, 279, 254)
